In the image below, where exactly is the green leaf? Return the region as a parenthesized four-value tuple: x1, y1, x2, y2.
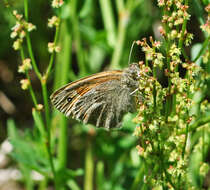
(191, 43, 202, 66)
(79, 0, 93, 18)
(7, 120, 50, 176)
(67, 179, 81, 190)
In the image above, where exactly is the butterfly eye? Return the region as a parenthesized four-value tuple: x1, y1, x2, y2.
(67, 97, 72, 102)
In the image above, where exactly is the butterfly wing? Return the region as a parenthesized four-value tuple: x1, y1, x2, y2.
(50, 71, 136, 129)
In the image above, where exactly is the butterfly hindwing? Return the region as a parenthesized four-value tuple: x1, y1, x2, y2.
(69, 80, 133, 129)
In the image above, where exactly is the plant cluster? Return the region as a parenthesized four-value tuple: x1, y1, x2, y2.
(132, 0, 210, 189)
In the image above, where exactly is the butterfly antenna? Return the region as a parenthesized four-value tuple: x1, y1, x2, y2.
(128, 41, 136, 65)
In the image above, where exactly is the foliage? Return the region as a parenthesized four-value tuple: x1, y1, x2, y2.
(133, 1, 210, 188)
(0, 0, 209, 189)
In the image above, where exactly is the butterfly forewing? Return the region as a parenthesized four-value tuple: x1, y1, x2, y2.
(50, 70, 135, 129)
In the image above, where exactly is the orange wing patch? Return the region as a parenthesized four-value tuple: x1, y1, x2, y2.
(50, 70, 123, 117)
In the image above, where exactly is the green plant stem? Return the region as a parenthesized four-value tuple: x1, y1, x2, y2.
(116, 0, 124, 12)
(54, 19, 75, 89)
(164, 169, 176, 189)
(202, 128, 205, 161)
(40, 75, 57, 188)
(181, 48, 189, 61)
(182, 69, 191, 157)
(24, 0, 28, 21)
(96, 161, 104, 190)
(56, 19, 73, 87)
(189, 115, 210, 131)
(110, 3, 128, 69)
(38, 178, 48, 190)
(24, 0, 41, 80)
(192, 0, 205, 26)
(165, 41, 172, 121)
(32, 109, 46, 138)
(26, 72, 38, 106)
(193, 37, 210, 62)
(153, 66, 157, 111)
(71, 0, 86, 76)
(171, 93, 176, 115)
(56, 18, 72, 170)
(162, 8, 172, 120)
(178, 115, 210, 134)
(45, 139, 57, 188)
(20, 164, 34, 190)
(99, 0, 116, 47)
(145, 55, 148, 67)
(57, 116, 67, 170)
(178, 0, 188, 50)
(41, 78, 57, 188)
(130, 162, 145, 190)
(173, 0, 188, 116)
(26, 33, 42, 80)
(182, 123, 189, 157)
(84, 137, 94, 190)
(46, 25, 60, 78)
(22, 38, 57, 190)
(20, 48, 38, 107)
(22, 1, 58, 188)
(156, 127, 170, 189)
(41, 79, 50, 128)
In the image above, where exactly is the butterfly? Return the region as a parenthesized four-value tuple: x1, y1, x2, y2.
(50, 63, 140, 129)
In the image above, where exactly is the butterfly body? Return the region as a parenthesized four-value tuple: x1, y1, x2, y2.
(51, 63, 140, 129)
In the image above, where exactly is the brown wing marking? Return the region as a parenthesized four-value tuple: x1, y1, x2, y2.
(50, 70, 122, 99)
(62, 70, 122, 91)
(50, 70, 123, 122)
(64, 83, 100, 117)
(82, 102, 104, 124)
(96, 104, 106, 127)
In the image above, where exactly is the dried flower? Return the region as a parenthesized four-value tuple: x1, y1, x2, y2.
(19, 30, 26, 38)
(205, 4, 210, 12)
(13, 10, 23, 20)
(174, 18, 184, 25)
(10, 10, 36, 52)
(55, 45, 61, 52)
(202, 50, 209, 64)
(200, 20, 210, 35)
(153, 41, 161, 49)
(48, 16, 60, 28)
(11, 22, 22, 33)
(158, 26, 166, 36)
(20, 79, 30, 90)
(26, 23, 36, 32)
(199, 162, 209, 177)
(169, 44, 181, 57)
(48, 42, 55, 53)
(185, 33, 193, 46)
(157, 0, 165, 7)
(10, 31, 17, 39)
(136, 145, 144, 156)
(18, 58, 32, 73)
(13, 39, 23, 50)
(52, 0, 64, 8)
(36, 104, 43, 111)
(48, 42, 60, 53)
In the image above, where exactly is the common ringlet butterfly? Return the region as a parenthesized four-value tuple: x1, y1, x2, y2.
(50, 63, 140, 129)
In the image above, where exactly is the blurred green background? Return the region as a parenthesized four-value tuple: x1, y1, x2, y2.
(0, 0, 209, 190)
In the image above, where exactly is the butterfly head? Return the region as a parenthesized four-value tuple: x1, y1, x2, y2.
(128, 63, 141, 80)
(122, 63, 140, 88)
